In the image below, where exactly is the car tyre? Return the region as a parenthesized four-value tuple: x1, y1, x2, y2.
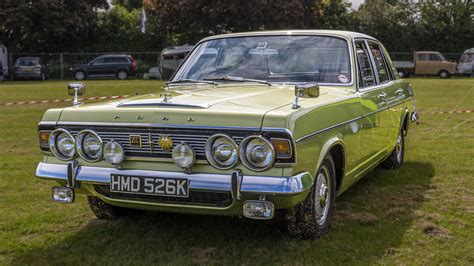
(439, 70, 450, 79)
(398, 71, 409, 78)
(116, 70, 128, 80)
(285, 153, 336, 239)
(381, 129, 405, 169)
(87, 196, 131, 220)
(74, 70, 86, 80)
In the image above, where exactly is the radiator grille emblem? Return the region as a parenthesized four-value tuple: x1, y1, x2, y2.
(129, 135, 142, 148)
(158, 135, 173, 151)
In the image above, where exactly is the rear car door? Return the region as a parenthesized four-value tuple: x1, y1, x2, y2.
(367, 41, 403, 147)
(355, 40, 389, 167)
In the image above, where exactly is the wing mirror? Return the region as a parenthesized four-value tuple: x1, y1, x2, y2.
(68, 82, 86, 106)
(292, 83, 319, 109)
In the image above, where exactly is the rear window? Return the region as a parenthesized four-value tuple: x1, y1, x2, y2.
(16, 58, 39, 66)
(105, 57, 129, 63)
(460, 53, 474, 63)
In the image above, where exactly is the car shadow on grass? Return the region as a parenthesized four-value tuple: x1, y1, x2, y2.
(13, 161, 434, 265)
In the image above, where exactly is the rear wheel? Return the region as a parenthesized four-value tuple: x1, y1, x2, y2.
(285, 153, 336, 239)
(87, 196, 132, 220)
(381, 129, 404, 169)
(398, 71, 409, 78)
(116, 70, 128, 80)
(439, 70, 450, 79)
(74, 70, 86, 80)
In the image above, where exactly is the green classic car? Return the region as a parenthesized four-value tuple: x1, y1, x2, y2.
(36, 30, 418, 238)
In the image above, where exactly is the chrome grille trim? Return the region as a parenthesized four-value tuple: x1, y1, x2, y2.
(66, 127, 247, 161)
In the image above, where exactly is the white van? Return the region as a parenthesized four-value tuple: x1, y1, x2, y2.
(0, 45, 8, 80)
(457, 48, 474, 76)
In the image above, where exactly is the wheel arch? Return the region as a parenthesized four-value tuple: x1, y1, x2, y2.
(401, 108, 410, 136)
(314, 136, 346, 194)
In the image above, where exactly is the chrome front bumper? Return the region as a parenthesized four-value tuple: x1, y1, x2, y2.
(36, 162, 313, 197)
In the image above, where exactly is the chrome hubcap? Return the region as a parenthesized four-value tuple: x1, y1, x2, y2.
(315, 166, 330, 225)
(118, 71, 127, 79)
(396, 134, 403, 163)
(76, 72, 84, 80)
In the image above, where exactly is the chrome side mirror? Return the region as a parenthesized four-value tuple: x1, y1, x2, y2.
(68, 82, 86, 106)
(292, 83, 319, 109)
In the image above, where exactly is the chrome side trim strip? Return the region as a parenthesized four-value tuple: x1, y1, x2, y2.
(295, 98, 412, 143)
(36, 163, 314, 195)
(56, 122, 260, 131)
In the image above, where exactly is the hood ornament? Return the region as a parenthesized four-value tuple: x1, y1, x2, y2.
(160, 90, 172, 103)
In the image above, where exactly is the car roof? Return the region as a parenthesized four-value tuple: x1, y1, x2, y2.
(200, 30, 377, 43)
(96, 54, 130, 58)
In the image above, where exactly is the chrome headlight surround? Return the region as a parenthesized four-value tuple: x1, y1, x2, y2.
(76, 130, 103, 162)
(172, 142, 196, 171)
(49, 128, 76, 161)
(239, 135, 276, 172)
(205, 134, 239, 170)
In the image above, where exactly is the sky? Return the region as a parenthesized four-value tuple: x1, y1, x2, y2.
(349, 0, 364, 10)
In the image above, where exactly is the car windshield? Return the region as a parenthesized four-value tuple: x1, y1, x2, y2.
(16, 58, 39, 66)
(173, 35, 352, 85)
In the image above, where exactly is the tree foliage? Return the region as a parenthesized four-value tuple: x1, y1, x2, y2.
(0, 0, 108, 53)
(0, 0, 472, 54)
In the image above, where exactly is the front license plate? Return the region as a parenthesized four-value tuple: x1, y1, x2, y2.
(110, 174, 189, 198)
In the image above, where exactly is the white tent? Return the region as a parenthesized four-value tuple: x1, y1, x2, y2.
(0, 45, 8, 77)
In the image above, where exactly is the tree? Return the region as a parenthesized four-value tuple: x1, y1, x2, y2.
(145, 0, 327, 46)
(0, 0, 108, 53)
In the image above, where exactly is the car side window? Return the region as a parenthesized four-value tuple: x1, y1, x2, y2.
(429, 54, 441, 61)
(113, 57, 129, 63)
(355, 41, 375, 88)
(368, 42, 391, 83)
(92, 58, 104, 65)
(416, 53, 428, 61)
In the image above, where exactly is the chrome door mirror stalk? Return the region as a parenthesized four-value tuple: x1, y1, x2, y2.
(292, 83, 320, 109)
(68, 82, 86, 106)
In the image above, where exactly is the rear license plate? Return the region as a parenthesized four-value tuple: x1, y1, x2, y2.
(23, 67, 33, 71)
(110, 174, 189, 198)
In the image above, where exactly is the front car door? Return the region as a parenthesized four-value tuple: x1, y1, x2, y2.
(415, 53, 430, 75)
(88, 58, 106, 76)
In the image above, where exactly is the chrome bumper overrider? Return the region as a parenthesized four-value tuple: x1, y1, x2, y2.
(35, 162, 313, 196)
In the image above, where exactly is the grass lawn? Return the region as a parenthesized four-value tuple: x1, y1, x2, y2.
(0, 78, 473, 264)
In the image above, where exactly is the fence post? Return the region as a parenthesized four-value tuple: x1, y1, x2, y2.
(60, 53, 64, 79)
(8, 53, 13, 80)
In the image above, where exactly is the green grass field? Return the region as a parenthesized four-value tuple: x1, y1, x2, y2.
(0, 78, 473, 264)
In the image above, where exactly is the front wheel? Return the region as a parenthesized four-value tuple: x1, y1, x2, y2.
(285, 153, 336, 239)
(74, 70, 86, 80)
(87, 196, 132, 220)
(439, 70, 450, 79)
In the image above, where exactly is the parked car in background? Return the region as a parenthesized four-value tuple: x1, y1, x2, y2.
(160, 45, 194, 80)
(13, 57, 49, 80)
(36, 30, 418, 239)
(457, 48, 474, 76)
(70, 54, 137, 80)
(148, 66, 161, 79)
(394, 51, 457, 78)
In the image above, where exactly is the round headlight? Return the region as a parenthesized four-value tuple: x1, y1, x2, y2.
(103, 141, 125, 165)
(172, 143, 195, 170)
(49, 129, 76, 160)
(76, 130, 103, 162)
(205, 134, 239, 169)
(239, 136, 275, 171)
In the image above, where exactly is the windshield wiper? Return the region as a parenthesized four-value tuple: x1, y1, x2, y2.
(204, 75, 271, 86)
(167, 79, 217, 85)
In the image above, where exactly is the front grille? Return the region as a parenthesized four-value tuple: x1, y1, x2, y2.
(95, 185, 232, 207)
(65, 126, 247, 160)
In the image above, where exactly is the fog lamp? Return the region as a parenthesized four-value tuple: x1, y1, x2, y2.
(243, 200, 274, 220)
(52, 186, 74, 203)
(172, 143, 195, 171)
(103, 141, 125, 165)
